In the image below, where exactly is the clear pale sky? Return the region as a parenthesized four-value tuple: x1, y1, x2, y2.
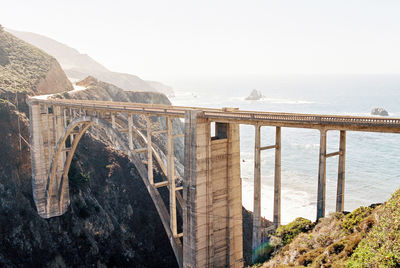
(1, 0, 400, 80)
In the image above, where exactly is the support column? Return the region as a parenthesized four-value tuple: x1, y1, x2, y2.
(63, 108, 67, 129)
(52, 106, 67, 216)
(252, 125, 262, 263)
(167, 117, 177, 238)
(336, 130, 346, 212)
(147, 116, 154, 185)
(128, 113, 133, 150)
(227, 122, 242, 268)
(274, 127, 281, 228)
(317, 129, 327, 220)
(111, 113, 116, 128)
(46, 106, 52, 170)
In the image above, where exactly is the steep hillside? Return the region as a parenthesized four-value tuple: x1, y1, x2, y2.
(8, 28, 174, 96)
(257, 190, 400, 267)
(0, 25, 72, 95)
(0, 117, 178, 267)
(0, 94, 179, 266)
(348, 189, 400, 266)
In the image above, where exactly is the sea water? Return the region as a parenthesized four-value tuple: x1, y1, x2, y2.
(167, 74, 400, 224)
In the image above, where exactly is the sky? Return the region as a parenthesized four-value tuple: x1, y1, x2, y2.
(1, 0, 400, 81)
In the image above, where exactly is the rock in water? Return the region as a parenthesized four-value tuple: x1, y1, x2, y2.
(245, 89, 263, 100)
(371, 108, 389, 116)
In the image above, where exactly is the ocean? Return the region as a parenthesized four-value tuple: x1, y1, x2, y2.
(167, 74, 400, 224)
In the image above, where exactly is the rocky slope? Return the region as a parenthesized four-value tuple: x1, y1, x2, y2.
(255, 191, 400, 267)
(0, 25, 72, 95)
(8, 28, 174, 96)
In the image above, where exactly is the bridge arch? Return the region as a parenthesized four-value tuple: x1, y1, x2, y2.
(40, 114, 183, 266)
(45, 115, 150, 215)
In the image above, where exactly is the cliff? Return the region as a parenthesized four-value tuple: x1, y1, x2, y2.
(0, 26, 72, 95)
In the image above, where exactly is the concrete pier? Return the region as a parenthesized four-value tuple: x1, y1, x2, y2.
(183, 111, 243, 267)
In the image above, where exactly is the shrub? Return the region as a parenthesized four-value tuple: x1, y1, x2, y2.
(274, 217, 315, 247)
(341, 206, 373, 233)
(347, 190, 400, 267)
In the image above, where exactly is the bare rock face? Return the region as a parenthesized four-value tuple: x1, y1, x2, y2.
(37, 58, 73, 94)
(245, 89, 264, 100)
(371, 107, 389, 116)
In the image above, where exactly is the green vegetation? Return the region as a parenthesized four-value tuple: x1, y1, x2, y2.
(261, 204, 377, 267)
(274, 217, 315, 247)
(348, 189, 400, 267)
(250, 218, 315, 266)
(0, 29, 52, 93)
(69, 163, 90, 191)
(341, 206, 373, 233)
(258, 189, 400, 267)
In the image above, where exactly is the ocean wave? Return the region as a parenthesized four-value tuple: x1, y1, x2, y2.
(241, 176, 317, 223)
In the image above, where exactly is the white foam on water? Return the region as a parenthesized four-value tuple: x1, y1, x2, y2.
(241, 177, 316, 224)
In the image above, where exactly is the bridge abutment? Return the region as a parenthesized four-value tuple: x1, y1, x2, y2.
(29, 102, 71, 218)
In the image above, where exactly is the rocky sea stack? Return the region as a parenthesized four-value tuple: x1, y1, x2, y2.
(371, 107, 389, 116)
(245, 89, 264, 100)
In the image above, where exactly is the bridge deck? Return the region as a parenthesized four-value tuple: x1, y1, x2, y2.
(30, 98, 400, 133)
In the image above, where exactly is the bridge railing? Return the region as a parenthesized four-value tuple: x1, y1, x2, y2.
(29, 97, 400, 130)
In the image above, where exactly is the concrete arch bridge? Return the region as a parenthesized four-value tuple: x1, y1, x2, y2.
(28, 97, 400, 267)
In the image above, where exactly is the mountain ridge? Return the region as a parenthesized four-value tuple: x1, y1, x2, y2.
(8, 28, 174, 96)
